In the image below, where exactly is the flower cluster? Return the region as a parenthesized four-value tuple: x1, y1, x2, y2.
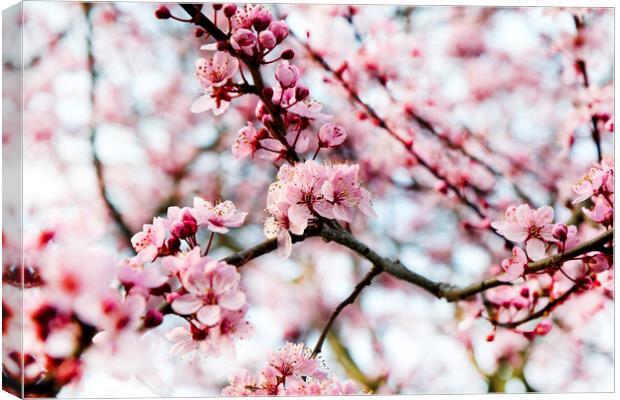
(222, 343, 361, 396)
(264, 161, 376, 257)
(164, 248, 252, 358)
(573, 157, 614, 228)
(130, 197, 247, 265)
(126, 197, 252, 359)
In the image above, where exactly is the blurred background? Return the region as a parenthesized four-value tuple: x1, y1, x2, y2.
(2, 2, 614, 396)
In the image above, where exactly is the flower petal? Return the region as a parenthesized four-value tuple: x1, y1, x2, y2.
(171, 294, 203, 315)
(219, 290, 246, 310)
(526, 239, 546, 261)
(197, 305, 221, 326)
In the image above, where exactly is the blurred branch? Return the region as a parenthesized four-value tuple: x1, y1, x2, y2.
(326, 331, 385, 393)
(85, 3, 133, 247)
(573, 14, 603, 163)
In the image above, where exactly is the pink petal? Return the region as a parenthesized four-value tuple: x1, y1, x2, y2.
(165, 326, 192, 342)
(277, 231, 293, 258)
(499, 223, 528, 242)
(287, 204, 310, 235)
(190, 94, 214, 113)
(197, 305, 221, 325)
(219, 290, 246, 310)
(213, 265, 238, 294)
(333, 204, 354, 223)
(526, 239, 546, 261)
(171, 294, 203, 315)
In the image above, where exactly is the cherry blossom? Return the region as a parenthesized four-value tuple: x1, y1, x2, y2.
(131, 217, 166, 263)
(491, 205, 557, 261)
(191, 197, 248, 234)
(498, 246, 528, 282)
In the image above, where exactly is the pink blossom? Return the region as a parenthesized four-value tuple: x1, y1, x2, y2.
(41, 247, 116, 309)
(263, 202, 307, 258)
(282, 161, 334, 225)
(268, 342, 324, 379)
(321, 164, 377, 222)
(275, 61, 299, 88)
(288, 99, 333, 120)
(232, 122, 261, 159)
(583, 196, 613, 226)
(191, 197, 248, 234)
(586, 253, 610, 273)
(172, 256, 246, 326)
(573, 158, 614, 203)
(190, 91, 231, 115)
(498, 246, 527, 282)
(491, 205, 556, 261)
(317, 123, 347, 148)
(165, 325, 211, 357)
(194, 52, 238, 89)
(208, 305, 253, 358)
(165, 206, 197, 239)
(131, 217, 166, 263)
(117, 262, 168, 294)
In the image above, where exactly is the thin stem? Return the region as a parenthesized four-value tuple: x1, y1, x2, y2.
(204, 231, 215, 256)
(311, 265, 382, 357)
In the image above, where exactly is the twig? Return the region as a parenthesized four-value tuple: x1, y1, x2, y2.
(311, 265, 382, 356)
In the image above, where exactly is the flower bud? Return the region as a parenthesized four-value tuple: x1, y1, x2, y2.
(223, 4, 237, 18)
(231, 28, 257, 49)
(255, 101, 269, 119)
(534, 319, 552, 336)
(212, 3, 223, 10)
(275, 61, 299, 88)
(194, 28, 206, 38)
(251, 7, 272, 31)
(143, 309, 164, 328)
(262, 86, 274, 100)
(154, 5, 171, 19)
(552, 224, 568, 241)
(259, 30, 277, 50)
(166, 236, 181, 254)
(281, 49, 295, 60)
(587, 253, 610, 273)
(295, 85, 309, 101)
(520, 287, 530, 298)
(269, 20, 289, 43)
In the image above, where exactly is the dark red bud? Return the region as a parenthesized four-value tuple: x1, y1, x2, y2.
(223, 4, 237, 18)
(143, 309, 164, 329)
(154, 5, 171, 19)
(212, 3, 223, 10)
(295, 85, 309, 101)
(281, 49, 295, 60)
(194, 28, 206, 38)
(262, 86, 274, 99)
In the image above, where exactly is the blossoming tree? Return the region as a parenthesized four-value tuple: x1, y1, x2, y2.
(2, 2, 614, 397)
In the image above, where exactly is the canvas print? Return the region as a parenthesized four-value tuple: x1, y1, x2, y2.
(1, 2, 614, 397)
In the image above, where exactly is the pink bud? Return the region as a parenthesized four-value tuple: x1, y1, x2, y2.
(255, 101, 269, 119)
(259, 30, 277, 50)
(318, 123, 347, 147)
(275, 61, 299, 88)
(552, 224, 568, 241)
(269, 20, 289, 43)
(231, 28, 257, 49)
(534, 319, 552, 336)
(251, 7, 272, 31)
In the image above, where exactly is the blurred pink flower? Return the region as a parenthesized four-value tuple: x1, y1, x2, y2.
(191, 198, 248, 234)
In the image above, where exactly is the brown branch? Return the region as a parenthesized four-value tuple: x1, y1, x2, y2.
(311, 265, 382, 357)
(86, 3, 133, 247)
(178, 4, 299, 164)
(573, 14, 603, 162)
